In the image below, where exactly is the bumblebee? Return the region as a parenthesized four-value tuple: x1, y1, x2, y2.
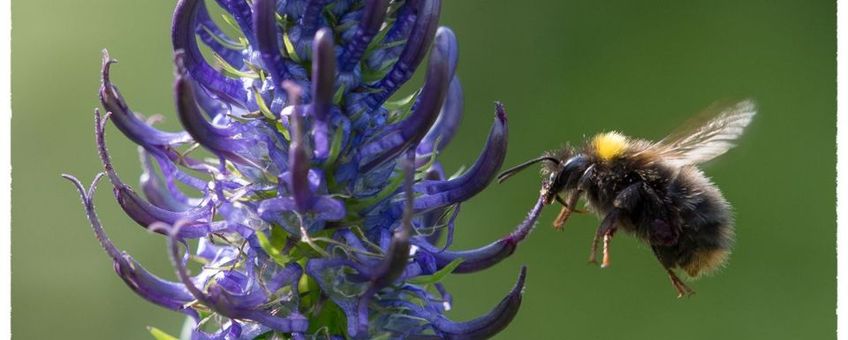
(498, 100, 756, 297)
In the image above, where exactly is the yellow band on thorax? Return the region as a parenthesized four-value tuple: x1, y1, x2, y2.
(591, 131, 628, 161)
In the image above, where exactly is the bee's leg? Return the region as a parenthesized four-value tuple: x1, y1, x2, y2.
(588, 233, 600, 264)
(557, 165, 596, 230)
(589, 209, 620, 266)
(553, 193, 580, 230)
(666, 268, 695, 298)
(651, 246, 695, 298)
(601, 229, 616, 268)
(553, 207, 571, 231)
(556, 194, 588, 213)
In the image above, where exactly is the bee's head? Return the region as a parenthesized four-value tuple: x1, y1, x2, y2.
(541, 153, 590, 204)
(498, 150, 591, 204)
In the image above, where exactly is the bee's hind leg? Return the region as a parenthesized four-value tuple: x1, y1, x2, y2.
(652, 246, 695, 298)
(666, 268, 695, 298)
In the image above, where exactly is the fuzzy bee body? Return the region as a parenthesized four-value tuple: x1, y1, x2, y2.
(499, 100, 756, 297)
(572, 138, 734, 278)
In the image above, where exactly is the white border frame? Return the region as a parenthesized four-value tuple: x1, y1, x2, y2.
(2, 0, 11, 338)
(837, 0, 845, 338)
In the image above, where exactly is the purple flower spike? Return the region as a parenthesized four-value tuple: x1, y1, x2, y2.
(358, 25, 452, 172)
(412, 103, 508, 213)
(338, 0, 390, 72)
(71, 1, 543, 337)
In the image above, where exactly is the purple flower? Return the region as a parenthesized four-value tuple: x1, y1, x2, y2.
(65, 0, 546, 338)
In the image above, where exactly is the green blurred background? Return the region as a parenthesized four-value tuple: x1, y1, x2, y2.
(11, 0, 835, 339)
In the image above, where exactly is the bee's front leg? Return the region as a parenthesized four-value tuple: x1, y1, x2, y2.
(553, 193, 580, 230)
(553, 166, 595, 230)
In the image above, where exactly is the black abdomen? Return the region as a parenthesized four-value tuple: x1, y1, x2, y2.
(654, 166, 734, 277)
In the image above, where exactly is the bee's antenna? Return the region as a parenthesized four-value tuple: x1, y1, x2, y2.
(497, 156, 561, 183)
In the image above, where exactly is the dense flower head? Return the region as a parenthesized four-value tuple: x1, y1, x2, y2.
(65, 0, 547, 338)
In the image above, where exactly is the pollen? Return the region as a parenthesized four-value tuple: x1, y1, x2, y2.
(591, 131, 629, 161)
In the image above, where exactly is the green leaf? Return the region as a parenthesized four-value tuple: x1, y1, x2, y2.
(213, 54, 257, 79)
(252, 87, 278, 121)
(415, 142, 440, 180)
(363, 25, 390, 58)
(361, 57, 398, 83)
(408, 258, 465, 285)
(283, 32, 302, 63)
(383, 91, 418, 110)
(386, 89, 421, 124)
(199, 25, 246, 50)
(332, 84, 346, 106)
(256, 226, 291, 266)
(307, 299, 348, 337)
(323, 126, 345, 170)
(347, 170, 404, 213)
(219, 13, 244, 37)
(147, 327, 178, 340)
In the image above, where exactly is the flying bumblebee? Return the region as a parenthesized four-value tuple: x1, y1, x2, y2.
(498, 100, 756, 297)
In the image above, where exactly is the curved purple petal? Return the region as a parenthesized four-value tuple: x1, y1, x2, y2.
(94, 109, 212, 239)
(413, 195, 544, 273)
(417, 77, 463, 155)
(282, 82, 317, 212)
(216, 0, 255, 44)
(138, 148, 202, 211)
(257, 196, 346, 222)
(167, 223, 310, 333)
(411, 103, 507, 213)
(253, 0, 288, 85)
(173, 54, 257, 166)
(196, 4, 244, 69)
(173, 0, 248, 107)
(338, 0, 390, 72)
(99, 50, 192, 148)
(358, 26, 453, 172)
(361, 0, 441, 110)
(311, 27, 335, 158)
(63, 174, 198, 319)
(299, 0, 332, 41)
(391, 266, 527, 339)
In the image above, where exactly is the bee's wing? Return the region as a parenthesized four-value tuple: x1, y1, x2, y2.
(651, 99, 756, 166)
